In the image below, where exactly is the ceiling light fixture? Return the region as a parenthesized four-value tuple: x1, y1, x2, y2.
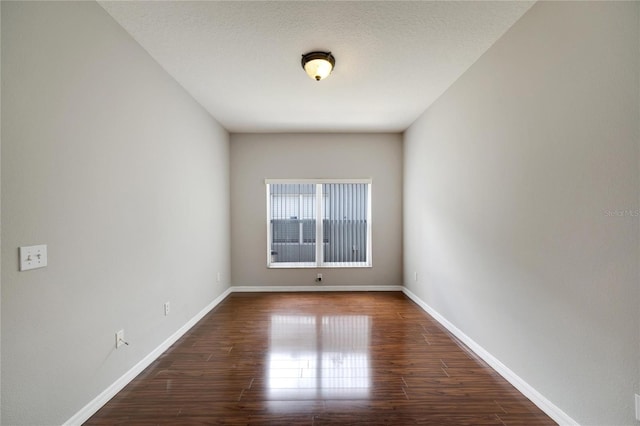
(301, 51, 335, 81)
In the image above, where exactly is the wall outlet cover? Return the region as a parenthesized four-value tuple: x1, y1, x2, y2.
(115, 330, 125, 349)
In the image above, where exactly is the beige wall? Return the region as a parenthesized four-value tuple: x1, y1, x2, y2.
(404, 2, 639, 425)
(230, 133, 402, 287)
(1, 2, 230, 424)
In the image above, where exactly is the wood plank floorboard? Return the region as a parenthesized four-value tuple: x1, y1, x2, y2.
(85, 292, 556, 425)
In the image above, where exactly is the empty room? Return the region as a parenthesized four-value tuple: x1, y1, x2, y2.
(2, 1, 639, 425)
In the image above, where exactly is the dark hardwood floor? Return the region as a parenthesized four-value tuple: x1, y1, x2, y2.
(86, 292, 556, 425)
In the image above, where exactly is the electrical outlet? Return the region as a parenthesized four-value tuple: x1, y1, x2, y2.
(164, 302, 170, 316)
(316, 273, 322, 283)
(19, 244, 48, 271)
(115, 329, 125, 349)
(635, 393, 640, 421)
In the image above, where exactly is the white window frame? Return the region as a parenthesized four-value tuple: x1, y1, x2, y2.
(266, 179, 372, 268)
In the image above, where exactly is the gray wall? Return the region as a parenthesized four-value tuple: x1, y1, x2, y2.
(1, 2, 230, 424)
(0, 1, 3, 420)
(231, 133, 402, 287)
(404, 2, 639, 425)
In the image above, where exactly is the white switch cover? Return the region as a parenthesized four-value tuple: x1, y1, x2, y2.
(19, 245, 47, 271)
(635, 393, 640, 421)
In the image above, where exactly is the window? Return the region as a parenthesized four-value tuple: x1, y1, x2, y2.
(266, 179, 372, 268)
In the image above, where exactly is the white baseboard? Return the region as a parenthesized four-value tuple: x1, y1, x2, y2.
(64, 284, 400, 424)
(67, 285, 572, 426)
(402, 287, 578, 426)
(64, 287, 233, 426)
(231, 285, 403, 292)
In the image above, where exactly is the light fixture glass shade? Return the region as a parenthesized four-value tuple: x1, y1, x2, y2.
(301, 52, 335, 81)
(304, 58, 333, 81)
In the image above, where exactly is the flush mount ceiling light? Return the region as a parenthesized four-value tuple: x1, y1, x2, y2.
(301, 51, 335, 81)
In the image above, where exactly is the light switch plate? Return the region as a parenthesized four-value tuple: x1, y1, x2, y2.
(635, 393, 640, 421)
(19, 245, 47, 271)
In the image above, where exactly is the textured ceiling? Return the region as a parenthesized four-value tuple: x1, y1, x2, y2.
(99, 1, 534, 133)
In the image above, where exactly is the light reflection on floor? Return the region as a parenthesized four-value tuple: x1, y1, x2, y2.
(268, 314, 371, 400)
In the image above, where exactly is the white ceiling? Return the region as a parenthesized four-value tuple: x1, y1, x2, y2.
(99, 1, 534, 133)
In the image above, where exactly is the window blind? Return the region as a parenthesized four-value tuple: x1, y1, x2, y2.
(267, 180, 371, 268)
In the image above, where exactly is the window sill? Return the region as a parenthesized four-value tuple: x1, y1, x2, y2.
(267, 263, 372, 269)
